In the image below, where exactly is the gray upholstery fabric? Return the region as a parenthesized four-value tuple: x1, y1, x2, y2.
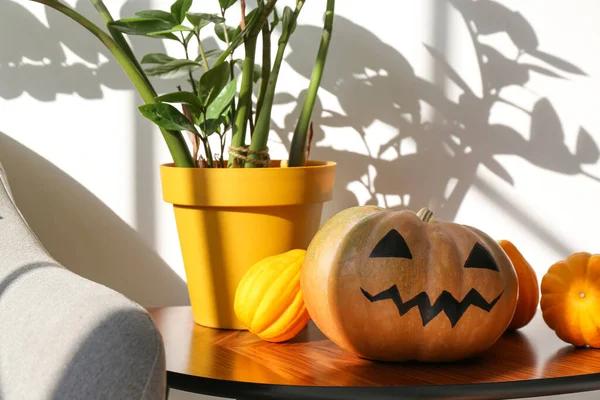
(0, 162, 166, 399)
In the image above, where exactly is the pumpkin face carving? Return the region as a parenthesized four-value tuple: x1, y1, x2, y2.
(301, 206, 518, 362)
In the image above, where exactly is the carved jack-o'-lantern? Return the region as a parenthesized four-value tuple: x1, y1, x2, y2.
(301, 206, 518, 362)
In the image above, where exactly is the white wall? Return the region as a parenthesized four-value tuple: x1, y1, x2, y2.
(2, 1, 600, 399)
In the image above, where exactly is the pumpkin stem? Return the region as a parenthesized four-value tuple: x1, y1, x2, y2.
(417, 208, 436, 222)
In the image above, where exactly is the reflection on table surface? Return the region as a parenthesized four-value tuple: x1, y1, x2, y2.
(149, 306, 600, 387)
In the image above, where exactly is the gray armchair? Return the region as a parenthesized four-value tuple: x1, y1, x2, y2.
(0, 162, 166, 399)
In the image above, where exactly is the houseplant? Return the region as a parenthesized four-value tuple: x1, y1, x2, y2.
(32, 0, 336, 329)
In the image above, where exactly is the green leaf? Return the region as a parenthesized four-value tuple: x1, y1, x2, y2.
(109, 18, 175, 35)
(270, 8, 280, 31)
(139, 103, 199, 135)
(187, 105, 204, 125)
(198, 61, 231, 106)
(206, 78, 237, 120)
(183, 31, 194, 47)
(222, 110, 231, 128)
(279, 6, 296, 44)
(213, 8, 260, 67)
(198, 115, 225, 136)
(219, 0, 237, 10)
(245, 8, 260, 32)
(171, 0, 193, 24)
(190, 19, 211, 32)
(214, 24, 241, 43)
(135, 10, 177, 24)
(246, 8, 260, 23)
(140, 53, 176, 65)
(145, 32, 180, 41)
(155, 91, 204, 110)
(144, 59, 203, 79)
(186, 13, 225, 31)
(147, 24, 193, 36)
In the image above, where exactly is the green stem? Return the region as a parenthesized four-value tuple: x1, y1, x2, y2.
(213, 0, 277, 68)
(257, 0, 278, 35)
(255, 22, 271, 122)
(245, 36, 286, 167)
(181, 33, 198, 94)
(213, 36, 240, 69)
(195, 33, 210, 72)
(227, 35, 258, 167)
(34, 0, 194, 167)
(219, 132, 226, 166)
(221, 16, 234, 80)
(246, 2, 304, 168)
(89, 0, 152, 90)
(201, 139, 214, 167)
(220, 8, 237, 129)
(201, 111, 214, 167)
(288, 0, 335, 167)
(222, 22, 231, 49)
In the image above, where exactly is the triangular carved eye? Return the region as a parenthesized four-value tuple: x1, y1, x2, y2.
(369, 229, 412, 259)
(464, 242, 499, 271)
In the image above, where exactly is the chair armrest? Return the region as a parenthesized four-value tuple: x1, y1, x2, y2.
(0, 163, 166, 400)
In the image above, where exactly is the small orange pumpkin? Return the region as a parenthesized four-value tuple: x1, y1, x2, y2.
(498, 240, 539, 330)
(302, 206, 518, 362)
(234, 249, 310, 342)
(541, 252, 600, 348)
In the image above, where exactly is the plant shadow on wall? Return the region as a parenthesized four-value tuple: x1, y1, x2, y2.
(2, 0, 123, 99)
(283, 0, 598, 254)
(1, 0, 599, 258)
(0, 0, 191, 98)
(0, 0, 191, 306)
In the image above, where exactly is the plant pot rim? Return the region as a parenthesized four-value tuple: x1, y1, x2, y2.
(160, 160, 336, 170)
(160, 160, 336, 208)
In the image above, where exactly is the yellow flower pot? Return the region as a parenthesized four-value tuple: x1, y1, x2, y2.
(160, 160, 336, 329)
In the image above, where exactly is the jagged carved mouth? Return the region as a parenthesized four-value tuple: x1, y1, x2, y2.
(361, 285, 503, 327)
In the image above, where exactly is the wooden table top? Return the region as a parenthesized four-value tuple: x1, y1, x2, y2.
(148, 306, 600, 399)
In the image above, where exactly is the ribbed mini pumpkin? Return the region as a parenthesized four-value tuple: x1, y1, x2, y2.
(234, 249, 310, 342)
(498, 240, 539, 330)
(541, 252, 600, 348)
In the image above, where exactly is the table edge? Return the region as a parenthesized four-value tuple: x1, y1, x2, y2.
(167, 370, 600, 399)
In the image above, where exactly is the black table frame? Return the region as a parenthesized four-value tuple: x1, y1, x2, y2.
(164, 370, 600, 400)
